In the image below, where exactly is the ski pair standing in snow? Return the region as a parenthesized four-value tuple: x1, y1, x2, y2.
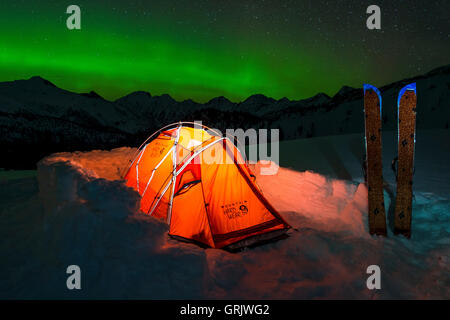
(363, 83, 417, 237)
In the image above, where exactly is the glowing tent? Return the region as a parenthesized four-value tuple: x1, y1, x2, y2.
(123, 123, 290, 249)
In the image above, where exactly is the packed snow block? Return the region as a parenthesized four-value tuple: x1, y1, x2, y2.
(37, 160, 88, 213)
(34, 151, 209, 298)
(37, 148, 138, 213)
(254, 165, 369, 237)
(37, 160, 138, 216)
(54, 147, 137, 180)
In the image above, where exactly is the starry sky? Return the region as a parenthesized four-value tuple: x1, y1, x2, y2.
(0, 0, 448, 102)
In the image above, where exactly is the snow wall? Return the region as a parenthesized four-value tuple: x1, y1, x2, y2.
(12, 147, 445, 299)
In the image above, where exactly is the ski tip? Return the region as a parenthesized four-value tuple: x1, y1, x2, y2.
(363, 84, 382, 106)
(363, 83, 380, 95)
(397, 83, 416, 106)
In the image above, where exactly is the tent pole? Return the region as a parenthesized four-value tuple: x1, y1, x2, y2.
(167, 125, 181, 225)
(141, 146, 175, 197)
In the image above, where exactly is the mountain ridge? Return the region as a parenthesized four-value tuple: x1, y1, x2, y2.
(6, 63, 450, 104)
(0, 64, 448, 169)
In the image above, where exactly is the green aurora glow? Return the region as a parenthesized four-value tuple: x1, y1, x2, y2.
(0, 1, 447, 102)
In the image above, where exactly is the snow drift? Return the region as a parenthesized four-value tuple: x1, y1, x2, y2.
(0, 144, 448, 299)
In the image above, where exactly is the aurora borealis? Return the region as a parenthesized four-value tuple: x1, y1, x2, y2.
(0, 0, 448, 102)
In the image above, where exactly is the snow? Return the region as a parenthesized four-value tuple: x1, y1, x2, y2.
(253, 163, 368, 237)
(0, 130, 449, 299)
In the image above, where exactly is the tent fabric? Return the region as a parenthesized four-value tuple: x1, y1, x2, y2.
(124, 124, 290, 249)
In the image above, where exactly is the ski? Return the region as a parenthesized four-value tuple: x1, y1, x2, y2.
(394, 83, 417, 238)
(363, 84, 387, 236)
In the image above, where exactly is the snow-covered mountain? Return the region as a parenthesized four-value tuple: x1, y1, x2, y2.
(0, 65, 448, 168)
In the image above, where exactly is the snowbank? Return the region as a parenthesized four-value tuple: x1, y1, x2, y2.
(252, 162, 369, 237)
(3, 149, 208, 299)
(0, 145, 448, 299)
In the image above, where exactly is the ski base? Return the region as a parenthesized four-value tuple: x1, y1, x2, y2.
(364, 84, 387, 236)
(394, 84, 417, 238)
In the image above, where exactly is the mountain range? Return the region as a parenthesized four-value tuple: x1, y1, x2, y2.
(0, 64, 448, 169)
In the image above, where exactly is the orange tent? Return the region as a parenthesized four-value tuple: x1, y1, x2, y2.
(123, 123, 290, 249)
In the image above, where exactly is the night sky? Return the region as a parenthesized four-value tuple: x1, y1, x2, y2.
(0, 0, 448, 102)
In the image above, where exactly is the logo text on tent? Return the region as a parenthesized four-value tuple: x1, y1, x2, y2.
(221, 201, 249, 219)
